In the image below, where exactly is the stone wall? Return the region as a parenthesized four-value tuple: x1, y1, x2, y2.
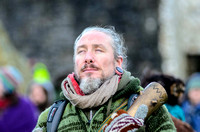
(159, 0, 200, 80)
(0, 0, 160, 84)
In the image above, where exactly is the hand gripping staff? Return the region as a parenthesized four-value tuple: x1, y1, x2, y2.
(98, 82, 168, 132)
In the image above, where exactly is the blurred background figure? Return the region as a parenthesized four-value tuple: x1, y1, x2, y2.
(53, 70, 71, 100)
(140, 68, 194, 132)
(54, 74, 68, 100)
(28, 62, 56, 113)
(181, 72, 200, 132)
(0, 65, 39, 132)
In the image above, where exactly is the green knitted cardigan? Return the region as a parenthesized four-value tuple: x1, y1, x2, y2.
(34, 71, 176, 132)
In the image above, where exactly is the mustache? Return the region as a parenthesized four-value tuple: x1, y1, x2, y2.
(81, 64, 99, 71)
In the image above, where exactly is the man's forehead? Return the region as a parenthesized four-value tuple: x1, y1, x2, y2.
(76, 30, 113, 48)
(80, 30, 111, 41)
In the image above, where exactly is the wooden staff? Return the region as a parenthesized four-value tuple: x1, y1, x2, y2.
(127, 82, 168, 120)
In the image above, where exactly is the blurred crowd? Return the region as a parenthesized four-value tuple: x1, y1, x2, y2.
(140, 68, 200, 132)
(0, 63, 200, 132)
(0, 63, 60, 132)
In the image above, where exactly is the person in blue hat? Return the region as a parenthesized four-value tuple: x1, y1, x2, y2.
(181, 72, 200, 132)
(0, 65, 39, 132)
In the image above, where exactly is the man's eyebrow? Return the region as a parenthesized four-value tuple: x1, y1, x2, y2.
(77, 44, 106, 49)
(93, 44, 106, 48)
(76, 45, 86, 50)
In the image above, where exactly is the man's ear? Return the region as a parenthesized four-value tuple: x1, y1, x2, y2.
(116, 56, 123, 68)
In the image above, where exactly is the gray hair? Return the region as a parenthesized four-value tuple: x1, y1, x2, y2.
(73, 26, 127, 69)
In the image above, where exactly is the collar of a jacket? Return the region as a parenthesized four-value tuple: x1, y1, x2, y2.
(113, 70, 143, 101)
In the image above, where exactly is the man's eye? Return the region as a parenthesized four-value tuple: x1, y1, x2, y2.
(96, 49, 103, 52)
(77, 50, 85, 54)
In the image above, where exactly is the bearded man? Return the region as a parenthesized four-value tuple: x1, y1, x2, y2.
(34, 26, 176, 132)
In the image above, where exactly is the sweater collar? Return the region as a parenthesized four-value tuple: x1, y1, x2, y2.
(113, 70, 143, 101)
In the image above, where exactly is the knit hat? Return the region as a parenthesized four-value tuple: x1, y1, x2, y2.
(33, 62, 51, 84)
(31, 62, 55, 104)
(0, 66, 23, 94)
(186, 72, 200, 93)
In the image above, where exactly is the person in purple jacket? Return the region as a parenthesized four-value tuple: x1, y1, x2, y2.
(0, 65, 39, 132)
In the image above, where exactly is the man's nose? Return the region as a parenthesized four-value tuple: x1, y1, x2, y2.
(85, 52, 94, 64)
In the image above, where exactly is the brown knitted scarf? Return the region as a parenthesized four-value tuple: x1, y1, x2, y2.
(61, 75, 119, 109)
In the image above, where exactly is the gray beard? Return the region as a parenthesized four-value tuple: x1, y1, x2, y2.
(80, 78, 103, 95)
